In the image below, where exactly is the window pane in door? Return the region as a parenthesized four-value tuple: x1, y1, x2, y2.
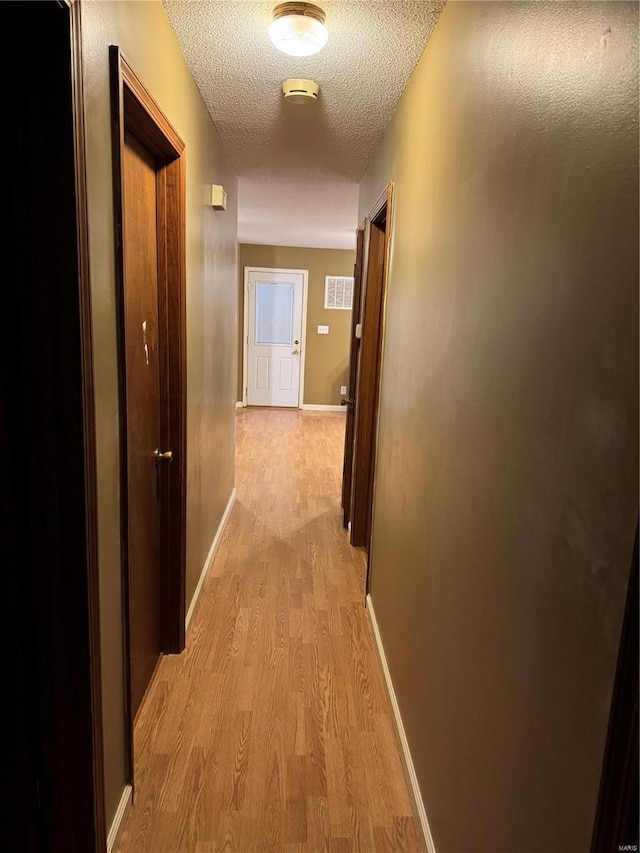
(256, 282, 294, 345)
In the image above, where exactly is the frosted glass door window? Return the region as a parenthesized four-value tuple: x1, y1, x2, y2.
(256, 283, 294, 346)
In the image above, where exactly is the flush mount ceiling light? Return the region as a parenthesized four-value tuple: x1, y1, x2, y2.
(268, 2, 328, 57)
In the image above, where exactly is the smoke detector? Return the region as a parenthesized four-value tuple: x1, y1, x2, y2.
(282, 78, 319, 104)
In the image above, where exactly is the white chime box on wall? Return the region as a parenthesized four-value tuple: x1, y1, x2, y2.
(210, 184, 227, 210)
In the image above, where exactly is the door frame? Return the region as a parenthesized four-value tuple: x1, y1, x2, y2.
(72, 4, 107, 842)
(242, 266, 309, 408)
(5, 1, 106, 848)
(341, 227, 365, 526)
(348, 184, 393, 574)
(110, 47, 187, 779)
(591, 521, 639, 852)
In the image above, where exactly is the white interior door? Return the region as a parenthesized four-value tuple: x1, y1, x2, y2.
(246, 268, 305, 407)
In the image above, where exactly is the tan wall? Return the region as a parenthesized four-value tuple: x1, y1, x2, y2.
(361, 3, 639, 851)
(81, 0, 237, 828)
(238, 244, 355, 406)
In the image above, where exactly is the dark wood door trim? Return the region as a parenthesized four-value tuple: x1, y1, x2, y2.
(341, 227, 365, 526)
(349, 184, 393, 566)
(110, 46, 187, 782)
(71, 2, 107, 845)
(364, 184, 393, 588)
(350, 218, 381, 547)
(5, 1, 106, 849)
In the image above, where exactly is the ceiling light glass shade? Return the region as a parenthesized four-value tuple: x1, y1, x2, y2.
(268, 3, 328, 57)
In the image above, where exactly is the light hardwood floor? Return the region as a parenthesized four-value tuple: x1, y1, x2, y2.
(117, 408, 421, 852)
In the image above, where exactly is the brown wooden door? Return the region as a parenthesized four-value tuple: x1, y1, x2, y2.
(345, 185, 392, 568)
(123, 129, 164, 718)
(341, 227, 365, 526)
(349, 217, 386, 551)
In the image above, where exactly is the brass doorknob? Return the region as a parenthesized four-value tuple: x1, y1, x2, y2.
(291, 348, 300, 355)
(154, 449, 173, 462)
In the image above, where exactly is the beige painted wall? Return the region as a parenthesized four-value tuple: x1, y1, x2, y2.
(81, 0, 237, 828)
(360, 2, 639, 851)
(238, 244, 355, 406)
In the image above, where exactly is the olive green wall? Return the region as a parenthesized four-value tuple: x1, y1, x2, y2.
(81, 0, 237, 829)
(238, 244, 355, 406)
(360, 3, 638, 851)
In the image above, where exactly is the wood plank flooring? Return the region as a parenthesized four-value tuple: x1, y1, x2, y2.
(117, 408, 421, 852)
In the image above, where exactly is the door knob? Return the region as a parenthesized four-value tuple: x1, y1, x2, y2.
(154, 449, 173, 463)
(340, 398, 356, 411)
(291, 348, 300, 355)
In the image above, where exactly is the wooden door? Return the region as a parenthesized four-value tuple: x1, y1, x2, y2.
(123, 129, 164, 718)
(112, 47, 187, 780)
(347, 185, 392, 562)
(341, 227, 365, 526)
(245, 268, 306, 408)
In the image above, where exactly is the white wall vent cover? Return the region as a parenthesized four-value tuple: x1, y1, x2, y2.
(325, 276, 354, 310)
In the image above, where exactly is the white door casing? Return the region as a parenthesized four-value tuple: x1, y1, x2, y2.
(244, 267, 308, 408)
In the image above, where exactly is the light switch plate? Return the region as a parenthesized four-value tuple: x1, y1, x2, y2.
(340, 386, 347, 395)
(317, 325, 329, 334)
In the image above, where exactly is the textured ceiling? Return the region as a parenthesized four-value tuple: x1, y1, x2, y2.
(162, 0, 445, 248)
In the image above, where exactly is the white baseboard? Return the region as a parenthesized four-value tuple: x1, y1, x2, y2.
(185, 488, 237, 630)
(301, 404, 346, 412)
(107, 784, 132, 853)
(235, 401, 244, 409)
(366, 593, 436, 853)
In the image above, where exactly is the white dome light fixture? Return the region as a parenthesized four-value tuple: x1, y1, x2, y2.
(268, 2, 328, 58)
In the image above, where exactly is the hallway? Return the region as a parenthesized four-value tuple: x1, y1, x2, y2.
(117, 408, 421, 852)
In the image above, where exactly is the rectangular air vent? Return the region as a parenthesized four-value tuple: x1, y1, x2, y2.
(324, 275, 354, 310)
